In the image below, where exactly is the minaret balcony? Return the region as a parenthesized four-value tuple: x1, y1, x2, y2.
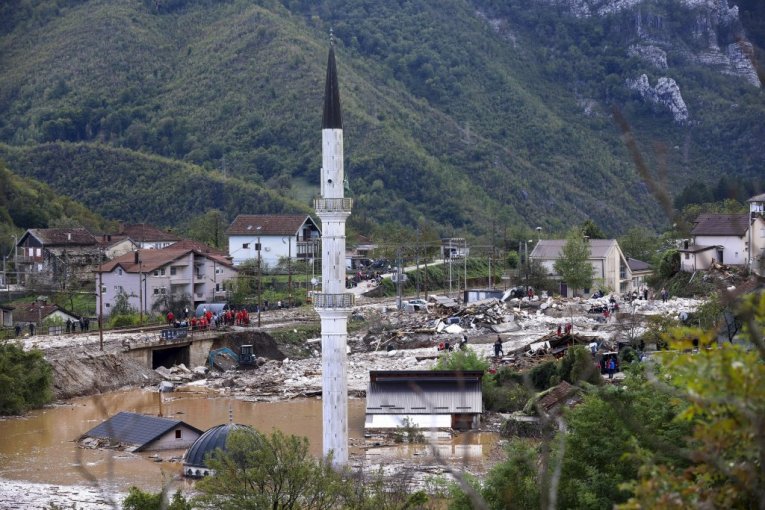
(314, 198, 353, 214)
(313, 292, 355, 309)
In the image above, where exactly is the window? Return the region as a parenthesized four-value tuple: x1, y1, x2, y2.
(685, 253, 690, 259)
(170, 267, 177, 276)
(118, 268, 123, 276)
(215, 268, 223, 274)
(115, 285, 123, 293)
(175, 429, 182, 439)
(105, 303, 110, 308)
(154, 288, 160, 295)
(101, 286, 107, 293)
(243, 243, 250, 249)
(35, 248, 41, 257)
(216, 283, 220, 291)
(160, 288, 166, 294)
(153, 268, 166, 277)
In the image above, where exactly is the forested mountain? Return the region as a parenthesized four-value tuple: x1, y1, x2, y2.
(0, 0, 763, 239)
(0, 160, 111, 255)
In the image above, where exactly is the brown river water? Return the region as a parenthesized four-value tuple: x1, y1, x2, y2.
(0, 389, 497, 494)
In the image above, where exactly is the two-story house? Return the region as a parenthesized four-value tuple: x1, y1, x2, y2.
(16, 228, 100, 289)
(96, 248, 237, 317)
(530, 239, 633, 297)
(748, 193, 765, 276)
(226, 215, 321, 268)
(679, 213, 749, 272)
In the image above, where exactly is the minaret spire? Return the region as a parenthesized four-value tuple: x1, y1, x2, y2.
(315, 37, 352, 467)
(322, 30, 343, 130)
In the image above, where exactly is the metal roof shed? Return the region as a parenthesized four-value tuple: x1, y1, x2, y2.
(365, 370, 484, 430)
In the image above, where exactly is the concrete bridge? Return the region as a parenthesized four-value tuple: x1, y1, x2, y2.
(121, 328, 221, 370)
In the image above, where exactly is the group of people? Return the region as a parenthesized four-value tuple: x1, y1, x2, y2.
(13, 323, 35, 337)
(166, 307, 251, 331)
(65, 317, 90, 333)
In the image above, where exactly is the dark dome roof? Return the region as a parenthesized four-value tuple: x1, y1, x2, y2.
(183, 423, 254, 468)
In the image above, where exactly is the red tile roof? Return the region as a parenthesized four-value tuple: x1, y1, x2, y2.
(12, 302, 79, 323)
(226, 215, 314, 236)
(97, 247, 234, 274)
(118, 223, 181, 243)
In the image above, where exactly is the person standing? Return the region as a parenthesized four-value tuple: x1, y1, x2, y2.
(608, 357, 616, 379)
(494, 336, 504, 358)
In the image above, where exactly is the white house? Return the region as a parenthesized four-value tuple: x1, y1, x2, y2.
(96, 247, 237, 317)
(679, 213, 749, 272)
(748, 193, 765, 276)
(529, 239, 632, 297)
(116, 223, 181, 250)
(226, 214, 321, 268)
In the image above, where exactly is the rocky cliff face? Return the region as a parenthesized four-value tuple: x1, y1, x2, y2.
(530, 0, 760, 123)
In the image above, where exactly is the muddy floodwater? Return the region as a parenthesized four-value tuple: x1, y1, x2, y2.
(0, 389, 498, 495)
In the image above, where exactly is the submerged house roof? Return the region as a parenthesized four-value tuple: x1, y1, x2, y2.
(83, 412, 202, 451)
(366, 370, 484, 415)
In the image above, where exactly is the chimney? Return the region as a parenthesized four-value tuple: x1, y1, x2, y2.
(134, 251, 139, 264)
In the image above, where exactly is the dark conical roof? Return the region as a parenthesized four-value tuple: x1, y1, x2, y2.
(322, 44, 342, 129)
(183, 423, 255, 468)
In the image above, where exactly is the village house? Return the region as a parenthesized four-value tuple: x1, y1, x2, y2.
(627, 257, 653, 290)
(365, 370, 484, 431)
(678, 213, 749, 272)
(0, 304, 13, 328)
(15, 228, 101, 289)
(95, 234, 137, 260)
(81, 412, 202, 452)
(12, 300, 80, 329)
(225, 214, 321, 268)
(96, 247, 237, 317)
(529, 239, 633, 297)
(748, 193, 765, 276)
(116, 223, 181, 250)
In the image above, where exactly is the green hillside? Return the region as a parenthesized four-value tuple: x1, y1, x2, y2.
(0, 159, 111, 255)
(0, 0, 763, 239)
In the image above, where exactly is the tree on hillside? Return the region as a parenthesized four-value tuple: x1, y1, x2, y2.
(554, 227, 593, 294)
(618, 226, 660, 263)
(184, 209, 227, 249)
(580, 219, 606, 239)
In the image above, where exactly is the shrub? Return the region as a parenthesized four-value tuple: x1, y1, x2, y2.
(0, 343, 53, 415)
(528, 361, 559, 390)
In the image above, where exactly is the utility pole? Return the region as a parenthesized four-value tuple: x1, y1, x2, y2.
(138, 252, 143, 325)
(415, 227, 420, 299)
(257, 232, 262, 328)
(98, 267, 104, 351)
(288, 237, 292, 307)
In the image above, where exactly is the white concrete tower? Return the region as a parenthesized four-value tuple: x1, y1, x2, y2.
(315, 36, 353, 466)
